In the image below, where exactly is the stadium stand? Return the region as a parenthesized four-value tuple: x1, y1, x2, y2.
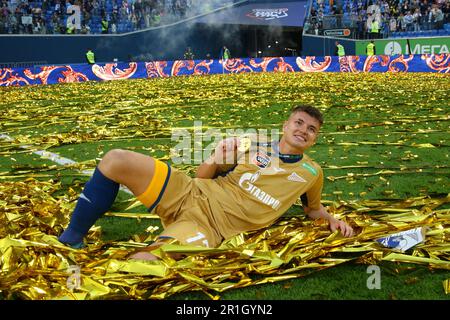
(0, 0, 235, 34)
(304, 0, 450, 39)
(2, 0, 447, 38)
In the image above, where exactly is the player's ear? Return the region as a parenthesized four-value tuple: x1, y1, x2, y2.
(312, 131, 320, 145)
(314, 130, 320, 141)
(282, 120, 288, 132)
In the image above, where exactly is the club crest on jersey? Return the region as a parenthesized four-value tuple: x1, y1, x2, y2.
(253, 152, 271, 169)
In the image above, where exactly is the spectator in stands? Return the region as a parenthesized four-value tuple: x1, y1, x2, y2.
(381, 0, 390, 15)
(82, 7, 91, 27)
(389, 14, 397, 35)
(86, 48, 96, 64)
(92, 0, 100, 16)
(51, 11, 60, 34)
(81, 23, 91, 34)
(66, 24, 75, 34)
(54, 0, 62, 15)
(366, 12, 373, 37)
(369, 14, 380, 39)
(33, 16, 44, 34)
(101, 15, 108, 33)
(152, 10, 161, 26)
(112, 0, 118, 17)
(412, 8, 422, 31)
(381, 12, 389, 38)
(404, 10, 414, 31)
(357, 13, 365, 38)
(444, 2, 450, 23)
(419, 0, 428, 19)
(9, 12, 18, 34)
(398, 12, 406, 32)
(433, 5, 444, 29)
(428, 6, 436, 29)
(42, 0, 49, 14)
(131, 13, 137, 30)
(120, 1, 128, 21)
(400, 1, 409, 15)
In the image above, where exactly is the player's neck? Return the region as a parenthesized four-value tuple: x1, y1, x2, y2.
(278, 139, 304, 155)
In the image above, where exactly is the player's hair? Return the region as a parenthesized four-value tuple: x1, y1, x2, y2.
(290, 105, 324, 126)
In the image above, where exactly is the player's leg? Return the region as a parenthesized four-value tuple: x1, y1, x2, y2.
(128, 237, 183, 261)
(58, 149, 156, 247)
(129, 220, 214, 261)
(129, 169, 199, 260)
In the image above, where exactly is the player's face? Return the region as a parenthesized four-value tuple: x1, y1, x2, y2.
(281, 111, 320, 153)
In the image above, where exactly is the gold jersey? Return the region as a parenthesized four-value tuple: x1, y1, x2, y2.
(139, 137, 324, 247)
(194, 139, 323, 240)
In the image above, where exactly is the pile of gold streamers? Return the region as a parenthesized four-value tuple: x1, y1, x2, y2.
(0, 179, 449, 299)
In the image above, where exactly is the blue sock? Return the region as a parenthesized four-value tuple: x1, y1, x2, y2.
(59, 167, 119, 245)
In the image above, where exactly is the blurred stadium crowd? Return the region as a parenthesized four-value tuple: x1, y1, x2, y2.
(0, 0, 234, 34)
(1, 0, 449, 39)
(304, 0, 450, 39)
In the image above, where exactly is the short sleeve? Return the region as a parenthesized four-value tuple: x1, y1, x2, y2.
(301, 166, 323, 210)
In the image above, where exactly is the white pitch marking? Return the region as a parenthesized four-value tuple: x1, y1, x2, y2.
(0, 133, 132, 194)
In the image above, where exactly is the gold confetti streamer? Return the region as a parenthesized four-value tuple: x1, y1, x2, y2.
(0, 179, 449, 299)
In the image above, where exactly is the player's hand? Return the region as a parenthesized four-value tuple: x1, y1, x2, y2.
(212, 137, 239, 165)
(129, 251, 159, 261)
(328, 217, 354, 237)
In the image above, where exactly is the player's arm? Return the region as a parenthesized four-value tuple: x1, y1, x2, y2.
(301, 167, 353, 237)
(304, 204, 353, 237)
(196, 137, 240, 179)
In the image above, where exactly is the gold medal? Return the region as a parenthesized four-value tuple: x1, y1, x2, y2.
(238, 136, 252, 153)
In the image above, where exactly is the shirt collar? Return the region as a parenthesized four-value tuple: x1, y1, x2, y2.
(271, 140, 303, 163)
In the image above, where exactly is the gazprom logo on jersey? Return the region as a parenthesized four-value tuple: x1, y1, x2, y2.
(384, 41, 449, 55)
(246, 8, 288, 20)
(239, 172, 281, 209)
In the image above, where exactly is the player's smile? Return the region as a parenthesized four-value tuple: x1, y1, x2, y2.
(293, 134, 307, 143)
(280, 111, 320, 154)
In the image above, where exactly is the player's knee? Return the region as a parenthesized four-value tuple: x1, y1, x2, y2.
(99, 149, 130, 175)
